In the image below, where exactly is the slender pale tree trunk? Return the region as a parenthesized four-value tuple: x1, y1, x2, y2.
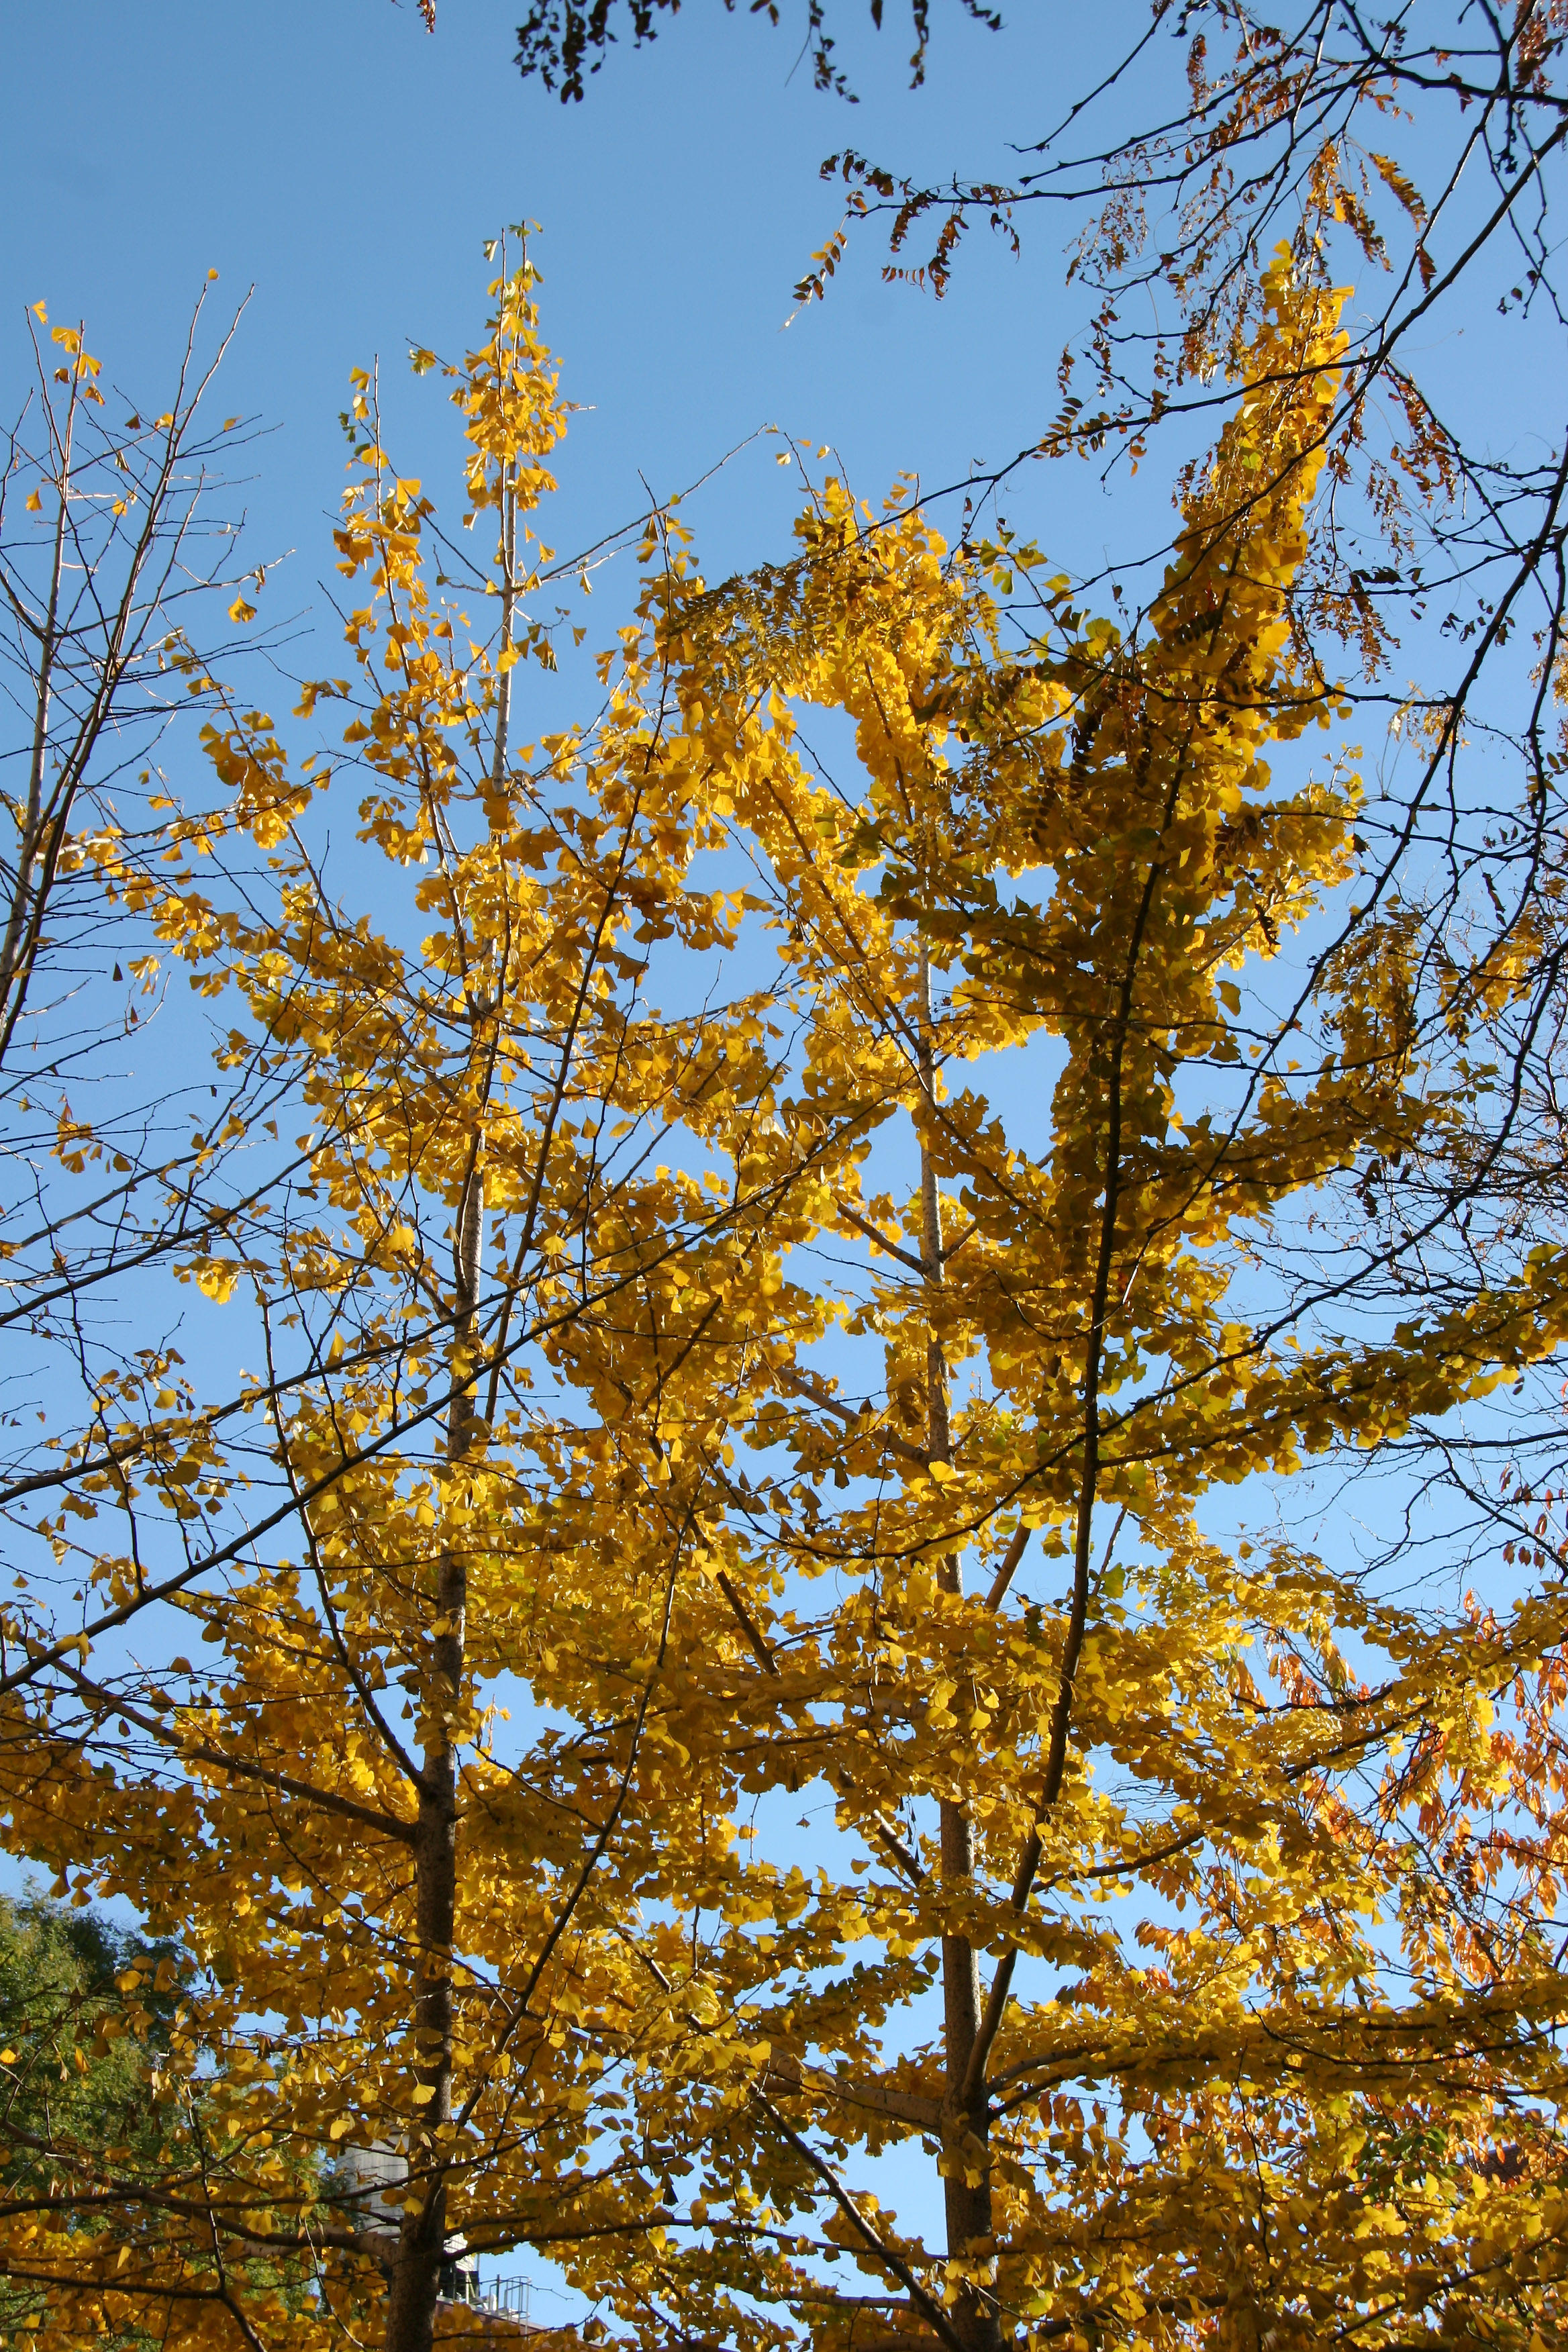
(491, 487, 516, 791)
(918, 956, 998, 2352)
(389, 477, 514, 2349)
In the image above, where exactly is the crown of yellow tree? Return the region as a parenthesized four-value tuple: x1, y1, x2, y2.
(3, 246, 1567, 2352)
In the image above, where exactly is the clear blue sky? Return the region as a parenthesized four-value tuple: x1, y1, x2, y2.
(5, 1, 1149, 623)
(3, 3, 1528, 721)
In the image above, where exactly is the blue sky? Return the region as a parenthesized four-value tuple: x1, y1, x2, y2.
(5, 1, 1148, 626)
(4, 3, 1537, 696)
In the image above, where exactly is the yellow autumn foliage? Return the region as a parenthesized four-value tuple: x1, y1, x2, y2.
(2, 245, 1567, 2352)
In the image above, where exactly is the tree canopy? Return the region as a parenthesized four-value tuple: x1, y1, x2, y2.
(5, 13, 1568, 2352)
(3, 209, 1568, 2352)
(0, 1894, 264, 2347)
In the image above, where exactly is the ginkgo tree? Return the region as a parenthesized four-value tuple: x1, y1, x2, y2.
(3, 239, 1568, 2352)
(523, 251, 1568, 2352)
(0, 241, 928, 2352)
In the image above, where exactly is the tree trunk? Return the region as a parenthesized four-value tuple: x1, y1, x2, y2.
(386, 1155, 483, 2352)
(918, 959, 998, 2352)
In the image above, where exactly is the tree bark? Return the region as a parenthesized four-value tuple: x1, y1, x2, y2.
(386, 1153, 483, 2352)
(918, 957, 998, 2352)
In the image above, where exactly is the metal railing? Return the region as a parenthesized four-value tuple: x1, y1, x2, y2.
(471, 2275, 533, 2326)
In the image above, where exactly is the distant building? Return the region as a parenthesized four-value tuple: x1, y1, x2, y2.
(334, 2146, 556, 2333)
(336, 2139, 407, 2240)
